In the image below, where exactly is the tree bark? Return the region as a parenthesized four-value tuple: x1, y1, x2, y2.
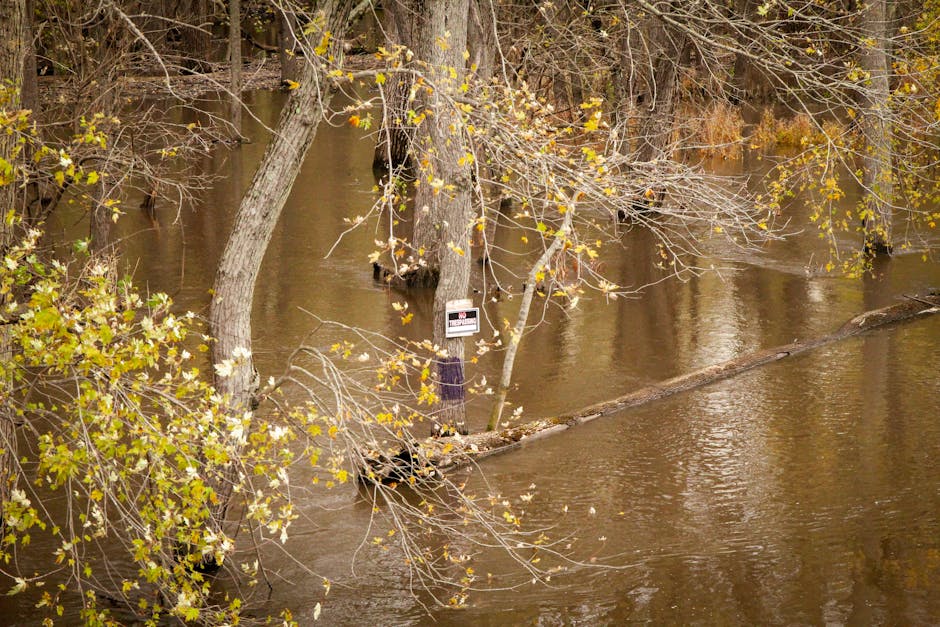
(180, 0, 212, 74)
(0, 0, 27, 522)
(208, 0, 355, 522)
(467, 0, 496, 84)
(467, 0, 499, 263)
(278, 8, 299, 84)
(229, 0, 242, 137)
(635, 29, 688, 165)
(21, 0, 37, 114)
(410, 0, 473, 429)
(372, 0, 421, 172)
(858, 0, 893, 255)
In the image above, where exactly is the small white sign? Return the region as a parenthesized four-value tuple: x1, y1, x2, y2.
(445, 300, 480, 338)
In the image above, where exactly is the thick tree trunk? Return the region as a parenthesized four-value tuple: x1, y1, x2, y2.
(208, 0, 355, 523)
(365, 291, 940, 481)
(636, 31, 688, 165)
(0, 0, 27, 522)
(858, 0, 893, 255)
(410, 0, 473, 430)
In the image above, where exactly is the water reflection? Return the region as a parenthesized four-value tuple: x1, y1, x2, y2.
(9, 90, 940, 624)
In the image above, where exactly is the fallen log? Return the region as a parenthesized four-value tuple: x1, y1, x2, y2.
(362, 291, 940, 483)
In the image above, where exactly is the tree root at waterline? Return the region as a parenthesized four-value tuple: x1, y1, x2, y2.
(360, 291, 940, 484)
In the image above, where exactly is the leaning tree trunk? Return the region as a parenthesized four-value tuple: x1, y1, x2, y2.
(208, 0, 355, 525)
(487, 207, 573, 430)
(0, 0, 27, 522)
(411, 0, 474, 430)
(858, 0, 893, 255)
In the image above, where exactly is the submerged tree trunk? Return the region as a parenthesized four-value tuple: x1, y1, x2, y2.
(858, 0, 893, 255)
(0, 0, 27, 520)
(614, 16, 688, 213)
(411, 0, 473, 430)
(487, 208, 572, 430)
(208, 0, 355, 523)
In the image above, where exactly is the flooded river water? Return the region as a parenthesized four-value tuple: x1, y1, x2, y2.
(16, 90, 940, 624)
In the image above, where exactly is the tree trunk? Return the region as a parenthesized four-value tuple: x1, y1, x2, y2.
(208, 0, 355, 524)
(180, 0, 212, 74)
(21, 0, 37, 113)
(858, 0, 893, 255)
(467, 0, 500, 263)
(0, 0, 27, 522)
(278, 9, 298, 84)
(488, 208, 573, 431)
(372, 0, 421, 172)
(636, 31, 688, 164)
(229, 0, 242, 137)
(467, 0, 496, 83)
(410, 0, 473, 430)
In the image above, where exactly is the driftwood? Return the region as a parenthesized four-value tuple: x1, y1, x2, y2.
(363, 291, 940, 482)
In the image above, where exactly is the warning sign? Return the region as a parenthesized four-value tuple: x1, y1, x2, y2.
(445, 300, 480, 338)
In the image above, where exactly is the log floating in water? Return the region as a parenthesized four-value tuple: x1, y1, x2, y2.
(363, 291, 940, 482)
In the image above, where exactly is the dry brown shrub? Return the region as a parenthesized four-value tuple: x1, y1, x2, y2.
(750, 109, 819, 150)
(691, 100, 744, 159)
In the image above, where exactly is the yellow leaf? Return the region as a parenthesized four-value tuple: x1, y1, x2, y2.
(284, 80, 300, 90)
(315, 32, 332, 56)
(375, 73, 386, 85)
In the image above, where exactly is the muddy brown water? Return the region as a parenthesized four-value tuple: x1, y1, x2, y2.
(7, 90, 940, 624)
